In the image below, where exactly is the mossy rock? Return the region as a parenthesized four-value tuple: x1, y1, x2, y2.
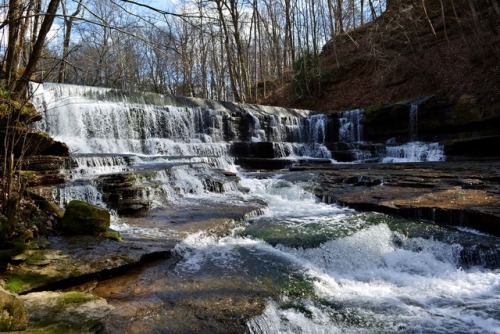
(61, 201, 110, 236)
(0, 286, 28, 331)
(0, 98, 41, 128)
(21, 291, 113, 332)
(5, 127, 70, 157)
(100, 229, 122, 242)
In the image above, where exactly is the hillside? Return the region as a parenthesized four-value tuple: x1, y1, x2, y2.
(262, 0, 499, 112)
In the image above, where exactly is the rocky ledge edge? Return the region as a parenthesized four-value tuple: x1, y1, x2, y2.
(0, 199, 266, 333)
(289, 160, 500, 237)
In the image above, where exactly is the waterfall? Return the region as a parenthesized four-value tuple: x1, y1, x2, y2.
(305, 114, 327, 143)
(339, 108, 364, 143)
(383, 142, 445, 163)
(409, 103, 419, 141)
(30, 83, 447, 210)
(30, 83, 332, 207)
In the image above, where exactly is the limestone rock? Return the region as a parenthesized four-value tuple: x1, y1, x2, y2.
(9, 128, 70, 157)
(21, 291, 113, 333)
(289, 161, 500, 236)
(97, 173, 152, 214)
(61, 200, 110, 235)
(0, 286, 28, 331)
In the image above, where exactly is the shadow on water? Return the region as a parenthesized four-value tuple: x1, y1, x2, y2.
(77, 256, 275, 334)
(62, 198, 272, 334)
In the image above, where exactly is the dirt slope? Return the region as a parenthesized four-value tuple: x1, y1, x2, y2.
(262, 0, 499, 112)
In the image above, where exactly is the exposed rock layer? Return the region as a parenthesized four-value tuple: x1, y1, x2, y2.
(289, 160, 500, 236)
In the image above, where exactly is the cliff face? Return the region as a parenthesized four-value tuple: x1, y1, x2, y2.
(263, 0, 499, 114)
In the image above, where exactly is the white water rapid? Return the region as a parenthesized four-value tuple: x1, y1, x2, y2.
(174, 176, 500, 334)
(29, 83, 498, 333)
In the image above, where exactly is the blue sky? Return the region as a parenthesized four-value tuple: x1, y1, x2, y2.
(139, 0, 179, 12)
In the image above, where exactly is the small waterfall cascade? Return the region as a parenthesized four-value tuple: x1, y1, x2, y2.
(305, 114, 327, 143)
(338, 108, 364, 143)
(383, 102, 445, 163)
(334, 109, 378, 162)
(30, 83, 333, 209)
(383, 142, 445, 163)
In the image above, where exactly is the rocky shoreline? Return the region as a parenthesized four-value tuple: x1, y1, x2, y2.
(289, 160, 500, 237)
(0, 198, 266, 332)
(1, 159, 500, 332)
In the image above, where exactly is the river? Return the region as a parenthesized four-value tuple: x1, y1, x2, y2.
(30, 83, 499, 333)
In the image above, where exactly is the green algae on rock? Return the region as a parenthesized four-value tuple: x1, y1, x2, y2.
(0, 286, 28, 331)
(61, 201, 110, 236)
(20, 291, 113, 333)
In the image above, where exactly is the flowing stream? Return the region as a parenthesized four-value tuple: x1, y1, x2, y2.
(30, 83, 499, 333)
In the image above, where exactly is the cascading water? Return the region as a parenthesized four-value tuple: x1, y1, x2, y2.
(30, 83, 334, 207)
(338, 109, 364, 143)
(383, 142, 445, 163)
(173, 176, 500, 334)
(30, 83, 499, 333)
(383, 103, 445, 162)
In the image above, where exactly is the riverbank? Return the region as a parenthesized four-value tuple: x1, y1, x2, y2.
(1, 159, 499, 332)
(290, 160, 500, 236)
(0, 198, 266, 332)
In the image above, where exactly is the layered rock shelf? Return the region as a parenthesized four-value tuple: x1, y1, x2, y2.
(289, 160, 500, 236)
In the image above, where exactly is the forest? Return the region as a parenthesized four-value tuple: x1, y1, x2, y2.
(1, 0, 393, 103)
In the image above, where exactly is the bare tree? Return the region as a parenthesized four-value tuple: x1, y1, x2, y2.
(58, 0, 84, 83)
(10, 0, 62, 100)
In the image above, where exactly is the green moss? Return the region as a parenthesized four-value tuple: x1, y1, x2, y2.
(61, 200, 110, 235)
(0, 99, 40, 125)
(5, 272, 48, 293)
(21, 324, 88, 334)
(24, 253, 44, 266)
(364, 103, 385, 115)
(0, 86, 11, 99)
(101, 229, 122, 242)
(55, 292, 95, 309)
(279, 274, 315, 299)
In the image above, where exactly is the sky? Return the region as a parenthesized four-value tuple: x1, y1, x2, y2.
(138, 0, 180, 13)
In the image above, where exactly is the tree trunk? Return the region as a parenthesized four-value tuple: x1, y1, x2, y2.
(215, 0, 241, 101)
(58, 0, 83, 83)
(5, 0, 23, 90)
(335, 0, 344, 33)
(13, 0, 61, 100)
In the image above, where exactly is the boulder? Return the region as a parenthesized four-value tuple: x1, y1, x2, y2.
(97, 173, 152, 214)
(21, 291, 113, 333)
(0, 286, 28, 331)
(61, 200, 110, 236)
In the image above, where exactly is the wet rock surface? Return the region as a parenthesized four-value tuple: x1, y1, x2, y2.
(81, 257, 272, 334)
(0, 286, 28, 331)
(289, 160, 500, 236)
(0, 197, 267, 332)
(20, 291, 113, 333)
(0, 198, 265, 294)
